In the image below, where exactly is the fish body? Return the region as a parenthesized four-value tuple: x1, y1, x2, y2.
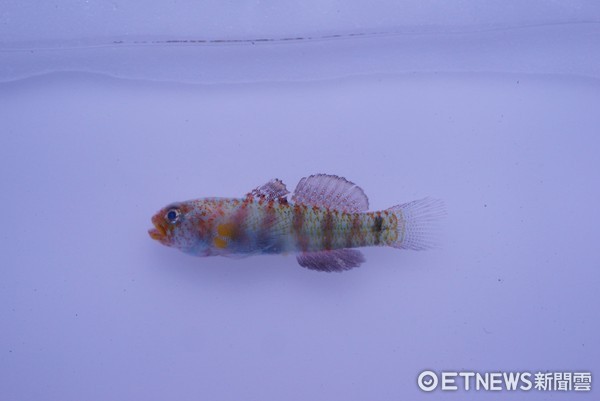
(149, 174, 443, 272)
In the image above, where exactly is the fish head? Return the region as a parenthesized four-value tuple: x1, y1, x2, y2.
(148, 200, 211, 254)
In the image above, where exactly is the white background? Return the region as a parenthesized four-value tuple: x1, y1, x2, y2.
(1, 2, 599, 400)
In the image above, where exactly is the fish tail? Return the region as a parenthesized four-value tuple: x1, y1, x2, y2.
(387, 198, 445, 250)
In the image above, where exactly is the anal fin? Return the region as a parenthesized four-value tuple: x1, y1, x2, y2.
(296, 249, 365, 272)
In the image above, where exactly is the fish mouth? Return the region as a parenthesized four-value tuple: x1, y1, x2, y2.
(148, 216, 167, 241)
(148, 226, 165, 241)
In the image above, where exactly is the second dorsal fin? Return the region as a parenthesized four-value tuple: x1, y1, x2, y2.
(246, 178, 289, 201)
(291, 174, 369, 212)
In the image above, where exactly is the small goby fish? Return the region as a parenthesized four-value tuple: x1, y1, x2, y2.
(148, 174, 444, 272)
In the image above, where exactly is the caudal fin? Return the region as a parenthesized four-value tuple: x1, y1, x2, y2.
(387, 198, 445, 250)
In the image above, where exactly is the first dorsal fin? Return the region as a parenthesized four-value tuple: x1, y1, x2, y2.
(246, 178, 289, 201)
(291, 174, 369, 212)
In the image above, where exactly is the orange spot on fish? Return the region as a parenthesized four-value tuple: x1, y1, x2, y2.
(217, 223, 236, 238)
(213, 237, 227, 249)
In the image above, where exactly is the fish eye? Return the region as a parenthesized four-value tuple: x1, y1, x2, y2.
(165, 208, 181, 224)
